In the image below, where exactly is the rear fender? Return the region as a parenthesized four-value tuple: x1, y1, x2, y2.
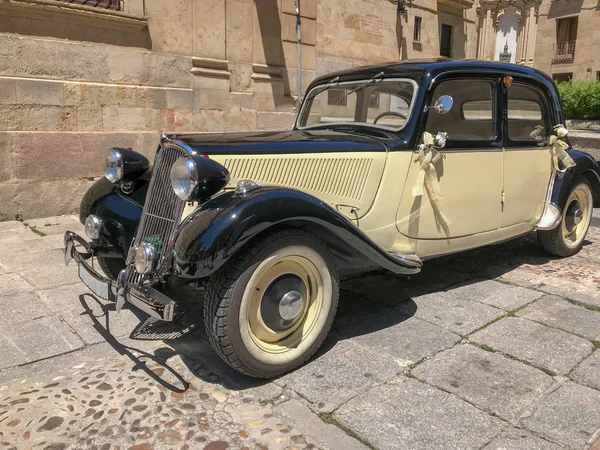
(172, 187, 421, 279)
(551, 150, 600, 208)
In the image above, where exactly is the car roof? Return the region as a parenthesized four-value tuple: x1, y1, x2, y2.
(309, 58, 555, 88)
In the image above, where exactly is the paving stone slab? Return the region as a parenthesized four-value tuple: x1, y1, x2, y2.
(0, 247, 68, 272)
(517, 295, 600, 341)
(36, 284, 143, 345)
(471, 317, 593, 375)
(0, 262, 9, 275)
(335, 377, 505, 450)
(336, 312, 461, 366)
(0, 291, 51, 327)
(0, 315, 84, 370)
(397, 291, 504, 336)
(278, 338, 402, 412)
(25, 215, 83, 236)
(537, 283, 600, 309)
(521, 381, 600, 448)
(570, 351, 600, 390)
(0, 273, 35, 296)
(481, 428, 564, 450)
(0, 221, 24, 232)
(0, 226, 44, 245)
(446, 278, 543, 311)
(0, 234, 66, 262)
(275, 399, 370, 450)
(18, 263, 79, 290)
(412, 344, 553, 421)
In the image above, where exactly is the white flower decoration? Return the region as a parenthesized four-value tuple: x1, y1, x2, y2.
(434, 132, 448, 148)
(554, 124, 568, 138)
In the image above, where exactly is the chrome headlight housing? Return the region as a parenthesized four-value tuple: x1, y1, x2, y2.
(134, 243, 157, 275)
(84, 215, 103, 240)
(104, 149, 123, 183)
(170, 157, 199, 201)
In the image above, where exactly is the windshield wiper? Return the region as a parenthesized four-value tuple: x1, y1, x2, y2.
(306, 76, 342, 100)
(346, 71, 385, 97)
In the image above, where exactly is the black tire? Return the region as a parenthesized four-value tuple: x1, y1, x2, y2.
(204, 229, 339, 378)
(538, 177, 593, 257)
(97, 257, 125, 281)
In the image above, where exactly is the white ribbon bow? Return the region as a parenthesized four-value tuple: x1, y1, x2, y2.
(413, 131, 451, 228)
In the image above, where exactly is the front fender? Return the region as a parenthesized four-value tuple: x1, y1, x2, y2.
(172, 187, 421, 279)
(79, 177, 147, 257)
(551, 150, 600, 208)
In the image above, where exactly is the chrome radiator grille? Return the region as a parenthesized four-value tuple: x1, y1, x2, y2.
(126, 144, 187, 284)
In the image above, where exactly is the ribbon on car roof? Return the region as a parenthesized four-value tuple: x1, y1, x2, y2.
(413, 131, 451, 229)
(549, 124, 576, 173)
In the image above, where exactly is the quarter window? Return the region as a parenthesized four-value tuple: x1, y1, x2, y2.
(425, 79, 497, 142)
(507, 83, 551, 143)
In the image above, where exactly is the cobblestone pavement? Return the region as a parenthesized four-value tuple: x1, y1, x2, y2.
(0, 211, 599, 450)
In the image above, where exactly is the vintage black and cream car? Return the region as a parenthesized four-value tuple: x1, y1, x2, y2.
(64, 60, 600, 378)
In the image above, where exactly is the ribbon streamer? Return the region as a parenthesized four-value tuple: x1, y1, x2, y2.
(549, 135, 576, 173)
(412, 132, 451, 229)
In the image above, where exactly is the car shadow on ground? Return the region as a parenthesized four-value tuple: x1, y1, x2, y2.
(77, 231, 592, 393)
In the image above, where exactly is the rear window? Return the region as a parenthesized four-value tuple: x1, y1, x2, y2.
(507, 84, 550, 143)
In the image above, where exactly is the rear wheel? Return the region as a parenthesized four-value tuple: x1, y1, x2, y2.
(538, 177, 593, 257)
(204, 229, 339, 378)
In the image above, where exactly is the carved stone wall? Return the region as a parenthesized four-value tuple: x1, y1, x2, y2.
(0, 0, 475, 219)
(475, 0, 541, 65)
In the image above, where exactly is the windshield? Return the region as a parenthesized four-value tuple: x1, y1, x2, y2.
(297, 78, 418, 132)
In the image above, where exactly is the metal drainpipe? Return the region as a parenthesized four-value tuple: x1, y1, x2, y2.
(295, 0, 302, 108)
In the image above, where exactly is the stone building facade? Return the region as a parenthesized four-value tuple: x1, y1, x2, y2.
(0, 0, 477, 219)
(472, 0, 599, 82)
(533, 0, 600, 82)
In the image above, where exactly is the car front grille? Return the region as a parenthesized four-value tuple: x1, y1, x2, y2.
(125, 144, 187, 284)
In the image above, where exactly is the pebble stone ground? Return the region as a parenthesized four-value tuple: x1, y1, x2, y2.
(0, 208, 599, 450)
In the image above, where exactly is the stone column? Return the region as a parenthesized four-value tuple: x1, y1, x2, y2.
(480, 9, 493, 60)
(524, 5, 539, 65)
(516, 13, 525, 63)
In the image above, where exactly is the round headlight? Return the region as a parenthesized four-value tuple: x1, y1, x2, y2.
(170, 157, 198, 201)
(105, 149, 123, 183)
(84, 215, 102, 240)
(134, 243, 157, 275)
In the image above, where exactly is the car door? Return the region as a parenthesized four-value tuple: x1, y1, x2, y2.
(501, 81, 554, 228)
(396, 77, 503, 241)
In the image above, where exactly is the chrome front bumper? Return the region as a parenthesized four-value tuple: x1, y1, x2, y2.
(63, 231, 175, 322)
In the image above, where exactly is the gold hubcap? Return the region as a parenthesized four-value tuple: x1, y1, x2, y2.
(562, 186, 591, 247)
(246, 256, 324, 354)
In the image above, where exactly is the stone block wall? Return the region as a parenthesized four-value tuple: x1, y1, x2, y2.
(534, 0, 600, 80)
(0, 0, 475, 220)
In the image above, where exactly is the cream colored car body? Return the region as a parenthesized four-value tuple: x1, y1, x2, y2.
(202, 146, 552, 260)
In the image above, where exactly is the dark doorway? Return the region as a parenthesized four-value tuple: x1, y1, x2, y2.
(440, 24, 453, 57)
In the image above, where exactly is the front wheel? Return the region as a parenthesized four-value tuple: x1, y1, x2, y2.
(538, 177, 593, 257)
(204, 229, 339, 378)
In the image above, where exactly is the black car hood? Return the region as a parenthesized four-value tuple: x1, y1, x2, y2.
(169, 130, 389, 155)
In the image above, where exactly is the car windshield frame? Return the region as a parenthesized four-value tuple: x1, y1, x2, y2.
(296, 77, 419, 133)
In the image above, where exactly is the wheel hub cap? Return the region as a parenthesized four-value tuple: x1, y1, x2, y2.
(279, 290, 304, 321)
(260, 274, 308, 332)
(565, 201, 583, 232)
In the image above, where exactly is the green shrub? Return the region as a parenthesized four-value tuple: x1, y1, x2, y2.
(557, 80, 600, 120)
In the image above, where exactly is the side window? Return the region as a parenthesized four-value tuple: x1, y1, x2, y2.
(425, 79, 497, 142)
(507, 83, 551, 144)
